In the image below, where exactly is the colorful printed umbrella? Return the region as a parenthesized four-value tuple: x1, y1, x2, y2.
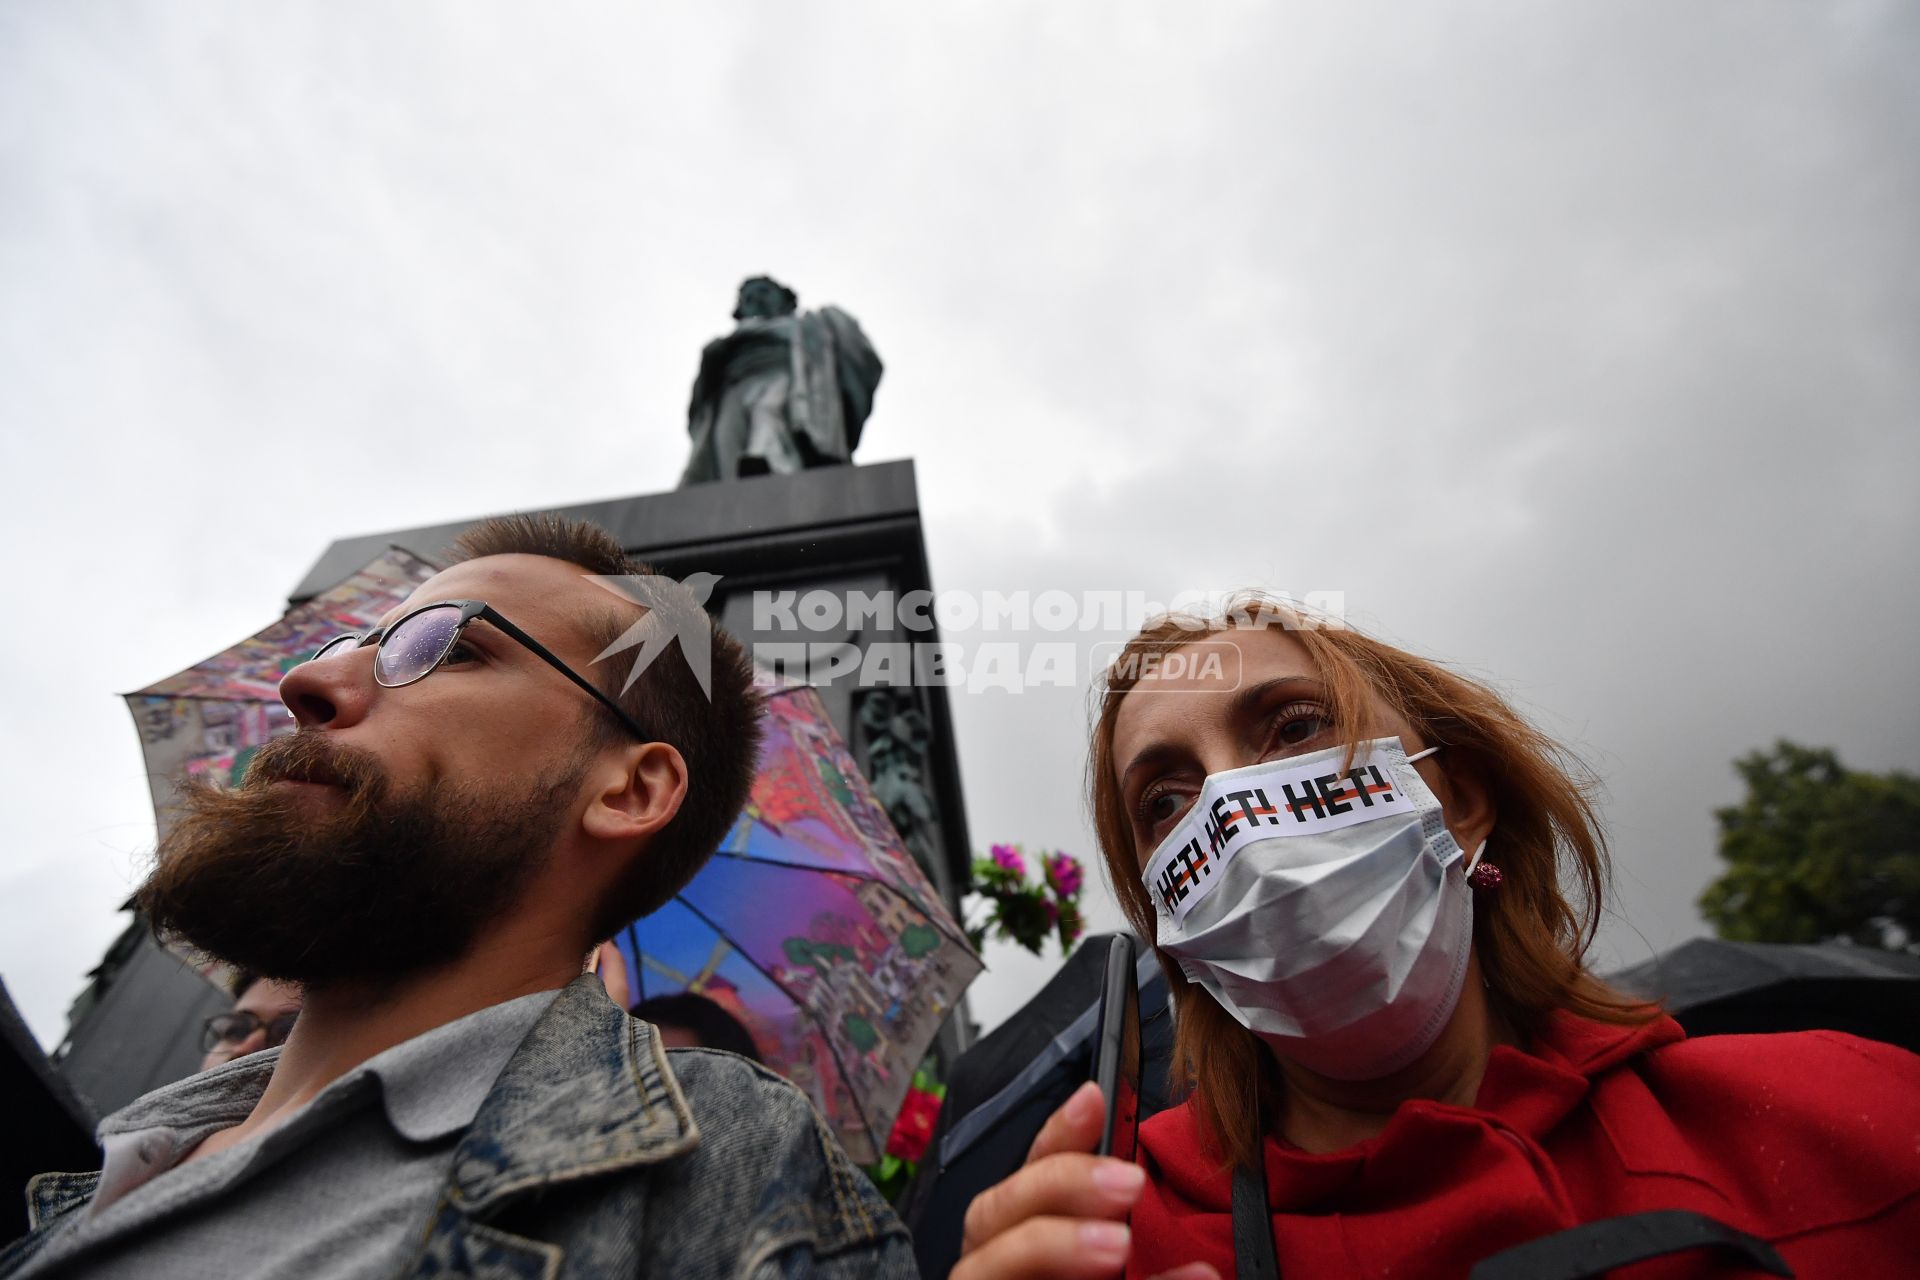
(124, 547, 442, 840)
(612, 685, 983, 1163)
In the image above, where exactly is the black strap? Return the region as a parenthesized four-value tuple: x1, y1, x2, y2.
(1231, 1159, 1280, 1280)
(1469, 1209, 1793, 1280)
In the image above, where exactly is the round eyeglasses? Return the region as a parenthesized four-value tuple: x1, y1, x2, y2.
(201, 1009, 300, 1054)
(307, 599, 649, 741)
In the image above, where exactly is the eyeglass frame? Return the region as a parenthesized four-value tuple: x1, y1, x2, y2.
(201, 1008, 300, 1054)
(308, 599, 651, 742)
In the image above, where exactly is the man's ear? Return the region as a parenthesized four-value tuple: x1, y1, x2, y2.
(582, 742, 689, 845)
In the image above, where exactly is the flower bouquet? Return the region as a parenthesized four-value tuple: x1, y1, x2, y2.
(965, 844, 1086, 957)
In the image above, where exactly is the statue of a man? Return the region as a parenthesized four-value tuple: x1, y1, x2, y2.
(680, 276, 884, 484)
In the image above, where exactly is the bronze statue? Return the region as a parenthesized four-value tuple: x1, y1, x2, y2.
(680, 276, 884, 484)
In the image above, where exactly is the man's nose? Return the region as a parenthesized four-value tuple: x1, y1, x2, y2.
(277, 647, 376, 729)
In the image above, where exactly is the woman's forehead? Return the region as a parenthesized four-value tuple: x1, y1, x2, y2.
(1109, 629, 1318, 764)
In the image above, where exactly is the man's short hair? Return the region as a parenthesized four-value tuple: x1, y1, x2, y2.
(448, 514, 764, 939)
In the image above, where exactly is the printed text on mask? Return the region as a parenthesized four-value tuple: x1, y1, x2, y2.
(1145, 754, 1414, 922)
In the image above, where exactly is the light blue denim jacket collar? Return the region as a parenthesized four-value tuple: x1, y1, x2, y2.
(445, 975, 700, 1214)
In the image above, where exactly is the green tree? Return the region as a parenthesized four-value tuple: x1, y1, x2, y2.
(1698, 741, 1920, 953)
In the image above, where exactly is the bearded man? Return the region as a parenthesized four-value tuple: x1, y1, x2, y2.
(2, 515, 915, 1279)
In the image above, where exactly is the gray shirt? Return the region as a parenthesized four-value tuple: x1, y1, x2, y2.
(19, 989, 560, 1280)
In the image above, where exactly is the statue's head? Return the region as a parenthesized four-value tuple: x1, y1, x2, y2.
(734, 275, 798, 321)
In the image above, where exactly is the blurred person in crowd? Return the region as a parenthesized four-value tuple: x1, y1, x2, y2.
(587, 948, 760, 1066)
(956, 596, 1920, 1280)
(588, 943, 763, 1064)
(3, 515, 913, 1280)
(197, 971, 302, 1072)
(632, 993, 763, 1064)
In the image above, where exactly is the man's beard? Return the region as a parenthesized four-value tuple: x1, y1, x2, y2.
(135, 731, 585, 991)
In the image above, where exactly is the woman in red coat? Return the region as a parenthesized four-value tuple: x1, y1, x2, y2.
(954, 600, 1920, 1280)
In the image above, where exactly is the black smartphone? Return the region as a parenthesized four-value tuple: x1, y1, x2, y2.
(1091, 933, 1142, 1160)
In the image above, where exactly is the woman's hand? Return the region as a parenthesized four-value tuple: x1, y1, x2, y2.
(952, 1080, 1220, 1280)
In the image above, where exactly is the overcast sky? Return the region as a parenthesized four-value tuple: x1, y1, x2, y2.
(3, 1, 1916, 1049)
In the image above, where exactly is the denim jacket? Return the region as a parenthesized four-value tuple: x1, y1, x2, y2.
(4, 977, 918, 1279)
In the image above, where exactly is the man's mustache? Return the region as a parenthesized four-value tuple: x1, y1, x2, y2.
(242, 732, 383, 795)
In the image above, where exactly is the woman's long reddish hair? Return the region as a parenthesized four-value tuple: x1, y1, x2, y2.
(1088, 596, 1658, 1170)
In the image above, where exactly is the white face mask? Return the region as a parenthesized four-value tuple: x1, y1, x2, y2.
(1141, 736, 1475, 1081)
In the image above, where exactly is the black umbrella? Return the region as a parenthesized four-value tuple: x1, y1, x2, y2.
(902, 934, 1174, 1280)
(0, 978, 98, 1243)
(1606, 937, 1920, 1053)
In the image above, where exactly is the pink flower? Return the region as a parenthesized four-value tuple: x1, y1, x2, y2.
(1046, 853, 1084, 898)
(990, 844, 1027, 878)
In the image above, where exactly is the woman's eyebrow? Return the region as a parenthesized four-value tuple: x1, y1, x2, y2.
(1120, 741, 1192, 794)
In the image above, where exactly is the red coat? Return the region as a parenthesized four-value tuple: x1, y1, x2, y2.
(1131, 1012, 1920, 1278)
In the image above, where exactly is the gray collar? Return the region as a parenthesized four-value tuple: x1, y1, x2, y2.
(86, 979, 697, 1222)
(97, 1054, 272, 1144)
(364, 988, 558, 1141)
(97, 988, 561, 1149)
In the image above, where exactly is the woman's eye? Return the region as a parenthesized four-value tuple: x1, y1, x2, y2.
(442, 642, 480, 665)
(1139, 788, 1194, 832)
(1268, 702, 1332, 751)
(1276, 716, 1324, 744)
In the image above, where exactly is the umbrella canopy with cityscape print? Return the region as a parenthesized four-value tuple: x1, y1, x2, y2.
(613, 685, 983, 1163)
(124, 547, 441, 841)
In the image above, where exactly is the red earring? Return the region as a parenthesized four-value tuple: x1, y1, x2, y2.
(1465, 840, 1503, 890)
